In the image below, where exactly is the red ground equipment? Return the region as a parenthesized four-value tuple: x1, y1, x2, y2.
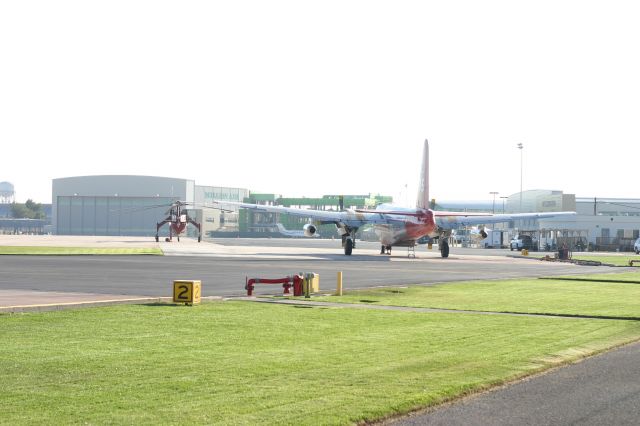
(245, 275, 304, 296)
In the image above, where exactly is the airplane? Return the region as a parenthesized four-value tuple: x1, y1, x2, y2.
(210, 140, 576, 257)
(275, 223, 320, 238)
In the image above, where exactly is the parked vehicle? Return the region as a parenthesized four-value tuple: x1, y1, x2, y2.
(634, 237, 640, 254)
(510, 234, 536, 251)
(481, 229, 503, 248)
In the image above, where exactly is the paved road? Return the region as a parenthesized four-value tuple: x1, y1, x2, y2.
(392, 341, 640, 426)
(0, 242, 621, 298)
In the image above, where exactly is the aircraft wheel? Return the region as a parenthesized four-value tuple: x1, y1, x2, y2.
(198, 236, 201, 243)
(440, 240, 450, 258)
(155, 236, 159, 242)
(345, 238, 353, 255)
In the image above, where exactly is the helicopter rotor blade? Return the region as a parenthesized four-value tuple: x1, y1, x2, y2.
(109, 203, 176, 214)
(201, 204, 235, 213)
(109, 201, 234, 214)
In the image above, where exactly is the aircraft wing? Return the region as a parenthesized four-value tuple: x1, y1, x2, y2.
(434, 211, 576, 229)
(207, 201, 391, 226)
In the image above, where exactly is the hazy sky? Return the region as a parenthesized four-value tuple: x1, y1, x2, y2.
(2, 1, 639, 205)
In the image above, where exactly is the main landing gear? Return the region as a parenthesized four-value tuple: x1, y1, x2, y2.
(440, 239, 450, 258)
(380, 245, 392, 255)
(343, 236, 354, 255)
(341, 228, 357, 255)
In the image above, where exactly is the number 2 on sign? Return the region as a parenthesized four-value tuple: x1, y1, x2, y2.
(194, 285, 200, 300)
(177, 285, 189, 301)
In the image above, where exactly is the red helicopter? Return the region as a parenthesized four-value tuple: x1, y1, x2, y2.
(113, 200, 229, 243)
(155, 201, 202, 243)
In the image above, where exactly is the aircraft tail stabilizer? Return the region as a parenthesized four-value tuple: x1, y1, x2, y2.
(416, 139, 430, 209)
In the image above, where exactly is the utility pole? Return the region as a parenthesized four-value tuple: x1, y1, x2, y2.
(490, 192, 498, 213)
(500, 196, 508, 213)
(517, 143, 524, 212)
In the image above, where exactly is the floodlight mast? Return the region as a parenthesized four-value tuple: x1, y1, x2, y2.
(517, 143, 524, 212)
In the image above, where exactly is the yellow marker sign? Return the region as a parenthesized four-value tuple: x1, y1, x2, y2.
(173, 280, 201, 305)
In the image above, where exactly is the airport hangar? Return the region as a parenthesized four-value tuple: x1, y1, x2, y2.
(52, 176, 640, 251)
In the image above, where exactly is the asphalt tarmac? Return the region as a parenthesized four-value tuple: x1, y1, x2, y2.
(0, 238, 623, 298)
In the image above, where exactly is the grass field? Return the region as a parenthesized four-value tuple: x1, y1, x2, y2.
(529, 253, 640, 266)
(2, 294, 640, 424)
(570, 255, 640, 266)
(0, 246, 163, 255)
(563, 272, 640, 282)
(314, 274, 640, 318)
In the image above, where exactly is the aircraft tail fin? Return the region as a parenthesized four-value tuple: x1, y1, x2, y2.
(416, 139, 429, 209)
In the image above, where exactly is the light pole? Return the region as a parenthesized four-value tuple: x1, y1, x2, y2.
(500, 196, 508, 213)
(517, 143, 524, 212)
(489, 192, 498, 213)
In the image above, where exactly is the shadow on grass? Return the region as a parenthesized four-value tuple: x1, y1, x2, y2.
(539, 277, 640, 285)
(500, 310, 640, 322)
(142, 302, 201, 308)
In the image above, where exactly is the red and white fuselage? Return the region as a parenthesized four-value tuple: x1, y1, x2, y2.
(371, 205, 437, 246)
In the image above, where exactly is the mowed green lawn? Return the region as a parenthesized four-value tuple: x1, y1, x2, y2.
(315, 274, 640, 318)
(530, 253, 639, 266)
(571, 255, 639, 266)
(0, 246, 163, 255)
(2, 298, 640, 425)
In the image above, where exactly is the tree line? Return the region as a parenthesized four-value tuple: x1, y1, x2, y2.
(10, 200, 46, 219)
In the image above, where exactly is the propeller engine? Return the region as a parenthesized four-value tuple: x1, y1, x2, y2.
(469, 226, 489, 242)
(479, 228, 488, 239)
(303, 223, 318, 237)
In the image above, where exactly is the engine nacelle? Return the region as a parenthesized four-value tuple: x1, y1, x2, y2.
(303, 223, 318, 237)
(469, 227, 489, 242)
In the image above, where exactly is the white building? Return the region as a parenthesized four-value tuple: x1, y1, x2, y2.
(440, 190, 640, 251)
